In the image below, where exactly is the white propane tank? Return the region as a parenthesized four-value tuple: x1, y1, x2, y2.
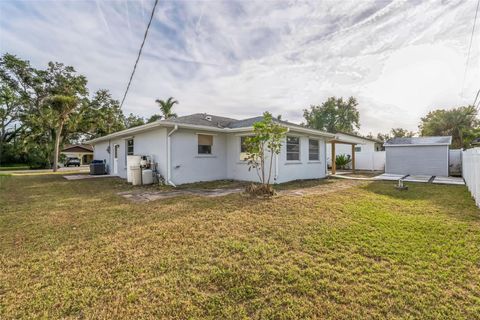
(127, 155, 141, 183)
(142, 169, 153, 185)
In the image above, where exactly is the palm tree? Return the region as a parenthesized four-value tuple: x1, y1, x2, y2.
(155, 97, 178, 119)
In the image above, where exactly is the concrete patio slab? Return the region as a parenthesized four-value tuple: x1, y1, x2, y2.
(372, 173, 406, 181)
(432, 176, 465, 185)
(403, 175, 432, 183)
(63, 174, 115, 180)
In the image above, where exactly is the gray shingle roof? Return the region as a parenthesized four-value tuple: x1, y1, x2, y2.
(166, 114, 310, 131)
(385, 136, 452, 146)
(227, 116, 263, 128)
(226, 116, 309, 131)
(164, 113, 238, 128)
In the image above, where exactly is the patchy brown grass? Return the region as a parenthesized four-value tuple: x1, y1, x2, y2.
(0, 174, 479, 319)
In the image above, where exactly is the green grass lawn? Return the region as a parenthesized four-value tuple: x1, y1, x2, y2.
(0, 163, 30, 171)
(1, 175, 479, 319)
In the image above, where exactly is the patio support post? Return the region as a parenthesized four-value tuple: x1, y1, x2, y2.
(332, 142, 336, 175)
(351, 144, 356, 174)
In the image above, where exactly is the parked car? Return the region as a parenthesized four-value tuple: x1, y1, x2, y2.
(65, 157, 81, 167)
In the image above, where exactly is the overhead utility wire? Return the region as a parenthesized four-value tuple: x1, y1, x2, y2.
(473, 88, 480, 108)
(120, 0, 159, 108)
(461, 0, 480, 98)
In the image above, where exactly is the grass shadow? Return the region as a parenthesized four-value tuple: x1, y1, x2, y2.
(362, 180, 480, 221)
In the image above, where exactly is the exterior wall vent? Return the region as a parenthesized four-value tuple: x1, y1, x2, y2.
(205, 115, 212, 121)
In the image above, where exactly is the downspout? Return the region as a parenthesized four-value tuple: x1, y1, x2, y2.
(275, 128, 289, 182)
(167, 125, 178, 187)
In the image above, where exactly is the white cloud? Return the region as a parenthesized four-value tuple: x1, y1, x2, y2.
(1, 0, 479, 135)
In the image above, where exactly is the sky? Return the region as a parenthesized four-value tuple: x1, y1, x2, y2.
(1, 0, 479, 135)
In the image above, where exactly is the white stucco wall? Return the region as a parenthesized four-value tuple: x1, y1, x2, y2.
(170, 129, 228, 184)
(132, 127, 168, 178)
(92, 141, 111, 171)
(275, 132, 327, 183)
(226, 134, 265, 183)
(93, 127, 167, 179)
(93, 127, 329, 184)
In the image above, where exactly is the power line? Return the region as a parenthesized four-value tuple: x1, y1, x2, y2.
(461, 0, 480, 97)
(473, 88, 480, 107)
(120, 0, 159, 108)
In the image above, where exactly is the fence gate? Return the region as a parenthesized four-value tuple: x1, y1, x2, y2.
(449, 149, 462, 176)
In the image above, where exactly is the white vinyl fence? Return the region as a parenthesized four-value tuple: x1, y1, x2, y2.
(462, 148, 480, 208)
(355, 151, 386, 171)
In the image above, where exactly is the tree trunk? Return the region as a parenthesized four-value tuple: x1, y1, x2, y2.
(0, 127, 4, 167)
(267, 149, 274, 185)
(52, 122, 64, 172)
(0, 138, 3, 167)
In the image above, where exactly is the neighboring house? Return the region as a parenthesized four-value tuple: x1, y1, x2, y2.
(86, 113, 355, 185)
(326, 132, 385, 171)
(61, 144, 94, 165)
(384, 136, 452, 177)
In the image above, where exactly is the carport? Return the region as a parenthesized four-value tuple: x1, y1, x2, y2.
(384, 136, 452, 177)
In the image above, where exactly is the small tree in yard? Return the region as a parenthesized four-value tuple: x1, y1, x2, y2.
(244, 112, 288, 196)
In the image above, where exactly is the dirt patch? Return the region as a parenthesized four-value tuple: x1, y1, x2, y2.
(119, 179, 366, 202)
(118, 188, 244, 202)
(277, 179, 366, 197)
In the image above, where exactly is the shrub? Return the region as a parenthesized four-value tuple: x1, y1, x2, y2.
(335, 154, 351, 169)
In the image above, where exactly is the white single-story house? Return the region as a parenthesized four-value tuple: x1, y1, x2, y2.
(61, 144, 94, 165)
(326, 132, 385, 171)
(86, 113, 356, 185)
(384, 136, 452, 176)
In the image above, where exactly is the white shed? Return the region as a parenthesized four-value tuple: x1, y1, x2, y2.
(384, 136, 452, 177)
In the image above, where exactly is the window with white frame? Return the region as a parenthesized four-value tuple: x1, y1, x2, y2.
(198, 134, 213, 154)
(126, 139, 134, 155)
(240, 136, 250, 160)
(286, 136, 300, 161)
(309, 139, 320, 161)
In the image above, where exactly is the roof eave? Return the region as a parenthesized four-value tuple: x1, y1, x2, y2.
(86, 121, 233, 144)
(227, 125, 334, 138)
(384, 143, 451, 147)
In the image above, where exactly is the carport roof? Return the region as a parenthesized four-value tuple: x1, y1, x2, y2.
(384, 136, 452, 146)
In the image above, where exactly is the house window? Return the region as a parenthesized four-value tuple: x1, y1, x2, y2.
(309, 139, 320, 161)
(127, 139, 134, 155)
(240, 136, 249, 160)
(198, 134, 213, 154)
(354, 146, 362, 152)
(286, 136, 300, 161)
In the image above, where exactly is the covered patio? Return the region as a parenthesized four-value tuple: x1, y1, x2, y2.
(328, 137, 358, 175)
